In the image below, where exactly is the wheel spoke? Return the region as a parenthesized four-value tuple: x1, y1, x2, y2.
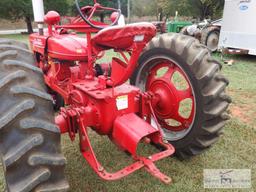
(163, 66, 176, 80)
(176, 88, 193, 102)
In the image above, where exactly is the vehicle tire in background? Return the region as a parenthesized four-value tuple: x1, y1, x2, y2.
(201, 26, 221, 52)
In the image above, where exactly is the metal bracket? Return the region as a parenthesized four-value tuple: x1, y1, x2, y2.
(78, 118, 175, 184)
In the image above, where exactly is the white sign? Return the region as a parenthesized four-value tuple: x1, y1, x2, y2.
(116, 95, 128, 110)
(204, 169, 251, 189)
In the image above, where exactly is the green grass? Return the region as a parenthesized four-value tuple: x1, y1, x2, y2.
(217, 53, 256, 127)
(0, 34, 256, 192)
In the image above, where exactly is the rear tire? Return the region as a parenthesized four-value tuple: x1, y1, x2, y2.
(0, 39, 69, 192)
(131, 33, 231, 159)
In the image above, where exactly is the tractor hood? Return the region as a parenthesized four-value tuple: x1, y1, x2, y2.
(30, 33, 91, 61)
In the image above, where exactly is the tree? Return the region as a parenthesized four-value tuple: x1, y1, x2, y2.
(0, 0, 69, 34)
(131, 0, 158, 18)
(188, 0, 225, 20)
(130, 0, 224, 21)
(157, 0, 191, 18)
(157, 0, 224, 20)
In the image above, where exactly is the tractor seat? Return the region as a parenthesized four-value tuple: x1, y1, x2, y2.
(92, 22, 157, 51)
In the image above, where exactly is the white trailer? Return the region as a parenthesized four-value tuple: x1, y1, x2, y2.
(219, 0, 256, 55)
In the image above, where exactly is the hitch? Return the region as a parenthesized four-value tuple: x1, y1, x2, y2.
(56, 109, 175, 184)
(79, 117, 174, 184)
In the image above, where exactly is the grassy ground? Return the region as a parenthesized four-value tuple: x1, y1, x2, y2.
(0, 34, 255, 192)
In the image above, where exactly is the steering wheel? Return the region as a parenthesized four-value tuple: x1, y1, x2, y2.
(75, 0, 121, 30)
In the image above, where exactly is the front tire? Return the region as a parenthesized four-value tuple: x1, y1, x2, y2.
(0, 39, 69, 192)
(131, 33, 231, 159)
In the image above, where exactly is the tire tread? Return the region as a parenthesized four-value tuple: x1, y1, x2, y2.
(0, 39, 69, 191)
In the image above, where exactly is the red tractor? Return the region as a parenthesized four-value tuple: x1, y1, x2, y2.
(0, 0, 231, 191)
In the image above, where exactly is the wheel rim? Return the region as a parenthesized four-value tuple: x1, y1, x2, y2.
(207, 32, 219, 51)
(136, 56, 196, 141)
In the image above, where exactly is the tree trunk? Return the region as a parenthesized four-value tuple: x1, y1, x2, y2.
(100, 13, 104, 23)
(158, 8, 163, 21)
(25, 16, 33, 34)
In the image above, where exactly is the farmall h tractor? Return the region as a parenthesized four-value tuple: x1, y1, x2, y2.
(0, 0, 231, 191)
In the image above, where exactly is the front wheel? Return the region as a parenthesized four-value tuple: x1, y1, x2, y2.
(131, 33, 231, 159)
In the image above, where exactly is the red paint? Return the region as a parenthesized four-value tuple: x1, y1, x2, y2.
(44, 11, 61, 25)
(29, 1, 176, 184)
(146, 62, 195, 132)
(112, 113, 159, 155)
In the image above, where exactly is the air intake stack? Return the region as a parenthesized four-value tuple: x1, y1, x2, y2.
(32, 0, 45, 35)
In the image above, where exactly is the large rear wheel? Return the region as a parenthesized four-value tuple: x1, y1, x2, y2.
(0, 39, 69, 192)
(131, 33, 231, 159)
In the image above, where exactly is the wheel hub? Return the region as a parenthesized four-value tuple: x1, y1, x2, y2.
(207, 32, 219, 51)
(150, 80, 177, 118)
(146, 62, 195, 132)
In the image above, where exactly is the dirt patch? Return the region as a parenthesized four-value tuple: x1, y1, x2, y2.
(229, 90, 256, 127)
(230, 105, 251, 123)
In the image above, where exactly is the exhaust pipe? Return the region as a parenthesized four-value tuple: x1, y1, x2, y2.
(32, 0, 45, 35)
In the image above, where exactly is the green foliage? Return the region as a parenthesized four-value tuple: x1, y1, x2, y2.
(188, 0, 225, 19)
(45, 0, 70, 15)
(130, 0, 158, 18)
(131, 0, 225, 20)
(0, 0, 69, 21)
(0, 0, 32, 20)
(0, 0, 69, 33)
(157, 0, 191, 17)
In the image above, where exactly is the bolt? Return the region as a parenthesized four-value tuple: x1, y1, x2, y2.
(98, 166, 104, 172)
